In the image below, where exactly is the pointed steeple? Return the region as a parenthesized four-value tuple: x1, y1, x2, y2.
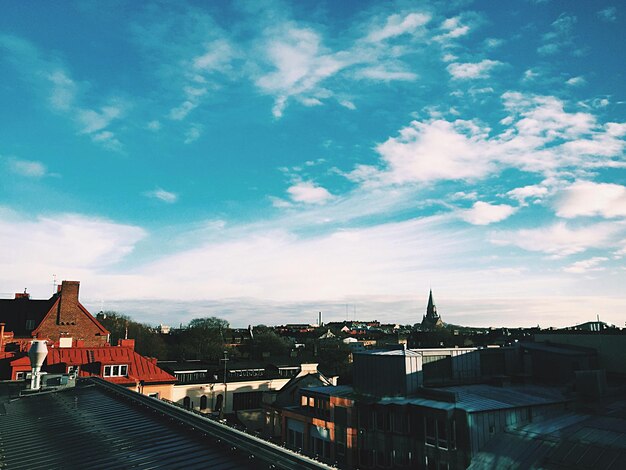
(426, 289, 438, 319)
(421, 289, 443, 329)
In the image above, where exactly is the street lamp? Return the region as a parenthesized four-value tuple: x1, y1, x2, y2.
(220, 350, 229, 419)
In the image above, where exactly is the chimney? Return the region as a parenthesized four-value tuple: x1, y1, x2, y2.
(15, 291, 30, 300)
(118, 338, 135, 350)
(57, 281, 81, 325)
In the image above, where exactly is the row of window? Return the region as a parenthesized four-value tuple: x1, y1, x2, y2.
(300, 395, 331, 418)
(103, 365, 128, 377)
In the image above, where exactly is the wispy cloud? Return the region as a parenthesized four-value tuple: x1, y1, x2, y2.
(0, 35, 125, 150)
(490, 222, 621, 257)
(447, 59, 501, 79)
(0, 208, 146, 276)
(563, 256, 608, 274)
(5, 157, 48, 178)
(538, 13, 578, 56)
(145, 188, 178, 203)
(365, 12, 430, 42)
(184, 124, 202, 144)
(597, 7, 617, 22)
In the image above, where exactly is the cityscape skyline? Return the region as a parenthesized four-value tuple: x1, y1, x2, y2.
(1, 1, 625, 328)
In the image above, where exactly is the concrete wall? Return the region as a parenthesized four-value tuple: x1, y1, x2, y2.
(172, 378, 291, 414)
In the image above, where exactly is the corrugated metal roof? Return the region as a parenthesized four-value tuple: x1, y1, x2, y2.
(469, 407, 626, 469)
(438, 384, 568, 412)
(0, 383, 270, 469)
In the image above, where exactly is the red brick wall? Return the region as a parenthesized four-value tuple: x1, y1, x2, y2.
(34, 281, 108, 347)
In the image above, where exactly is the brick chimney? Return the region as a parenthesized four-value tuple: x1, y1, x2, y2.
(15, 291, 30, 300)
(57, 281, 81, 325)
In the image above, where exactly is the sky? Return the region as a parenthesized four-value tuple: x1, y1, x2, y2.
(1, 0, 625, 328)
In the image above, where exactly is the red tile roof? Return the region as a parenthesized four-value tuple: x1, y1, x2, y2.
(46, 346, 176, 385)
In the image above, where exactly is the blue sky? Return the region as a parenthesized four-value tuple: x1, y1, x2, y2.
(1, 0, 625, 328)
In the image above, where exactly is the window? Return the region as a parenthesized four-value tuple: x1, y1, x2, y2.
(15, 371, 26, 380)
(335, 425, 346, 457)
(25, 319, 36, 330)
(425, 416, 450, 450)
(67, 365, 79, 375)
(438, 420, 448, 449)
(103, 364, 128, 377)
(287, 429, 304, 450)
(425, 417, 436, 446)
(232, 391, 263, 411)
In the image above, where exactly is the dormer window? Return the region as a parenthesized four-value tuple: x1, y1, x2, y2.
(25, 319, 36, 330)
(103, 365, 128, 377)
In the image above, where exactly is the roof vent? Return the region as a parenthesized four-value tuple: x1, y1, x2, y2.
(28, 340, 48, 390)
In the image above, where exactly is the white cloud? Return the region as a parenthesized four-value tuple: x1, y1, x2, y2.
(563, 257, 608, 274)
(286, 181, 333, 204)
(356, 67, 417, 81)
(76, 105, 123, 134)
(554, 181, 626, 218)
(91, 131, 122, 152)
(147, 120, 161, 131)
(435, 16, 471, 41)
(459, 201, 517, 225)
(184, 124, 202, 144)
(566, 76, 586, 87)
(169, 100, 198, 121)
(350, 119, 496, 185)
(0, 209, 146, 274)
(6, 157, 47, 178)
(490, 222, 620, 257)
(0, 35, 125, 150)
(345, 92, 624, 190)
(447, 60, 501, 79)
(145, 188, 178, 203)
(506, 184, 550, 205)
(48, 70, 76, 111)
(192, 39, 234, 72)
(256, 26, 347, 118)
(365, 12, 430, 42)
(597, 7, 617, 22)
(538, 13, 577, 56)
(523, 69, 539, 81)
(339, 99, 356, 110)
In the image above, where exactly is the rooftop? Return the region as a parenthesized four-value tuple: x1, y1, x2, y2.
(0, 378, 332, 470)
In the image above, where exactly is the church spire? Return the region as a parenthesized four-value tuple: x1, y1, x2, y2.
(421, 289, 443, 329)
(426, 289, 438, 319)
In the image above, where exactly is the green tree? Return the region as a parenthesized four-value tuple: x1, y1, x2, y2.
(170, 316, 229, 361)
(247, 325, 293, 359)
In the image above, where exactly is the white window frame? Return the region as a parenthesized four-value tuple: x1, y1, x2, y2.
(103, 364, 129, 377)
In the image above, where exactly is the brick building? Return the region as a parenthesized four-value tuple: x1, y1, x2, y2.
(0, 280, 109, 349)
(0, 280, 176, 398)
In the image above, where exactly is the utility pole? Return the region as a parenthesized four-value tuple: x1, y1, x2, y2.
(220, 350, 229, 420)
